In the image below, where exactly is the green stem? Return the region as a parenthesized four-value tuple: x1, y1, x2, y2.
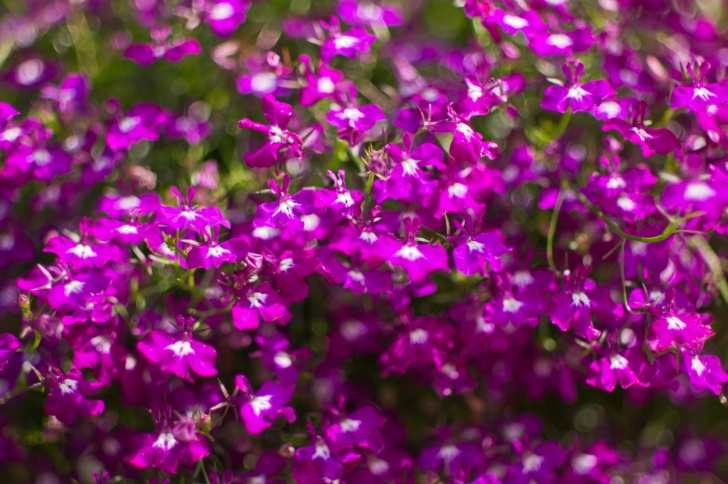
(688, 236, 728, 305)
(575, 191, 702, 243)
(547, 187, 565, 273)
(619, 239, 635, 314)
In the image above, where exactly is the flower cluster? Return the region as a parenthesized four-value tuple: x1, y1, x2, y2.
(2, 0, 728, 482)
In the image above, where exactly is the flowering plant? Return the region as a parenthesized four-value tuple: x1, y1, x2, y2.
(2, 0, 728, 482)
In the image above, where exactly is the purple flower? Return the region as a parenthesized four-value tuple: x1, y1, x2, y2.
(205, 0, 251, 37)
(231, 281, 290, 330)
(253, 175, 316, 233)
(452, 230, 510, 276)
(326, 97, 385, 146)
(238, 95, 302, 167)
(648, 311, 713, 353)
(603, 101, 681, 156)
(671, 60, 728, 113)
(319, 17, 376, 63)
(680, 349, 728, 395)
(44, 368, 105, 425)
(541, 60, 615, 113)
(586, 348, 649, 392)
(546, 265, 622, 341)
(127, 422, 209, 474)
(157, 187, 230, 234)
(337, 1, 404, 27)
(234, 375, 295, 434)
(124, 26, 201, 66)
(105, 102, 167, 152)
(136, 318, 217, 381)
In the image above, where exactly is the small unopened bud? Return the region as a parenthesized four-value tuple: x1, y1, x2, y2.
(279, 443, 295, 458)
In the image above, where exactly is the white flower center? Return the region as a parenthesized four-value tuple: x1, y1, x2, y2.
(523, 454, 544, 473)
(67, 244, 97, 259)
(691, 356, 706, 376)
(117, 196, 140, 210)
(666, 316, 686, 330)
(347, 270, 366, 282)
(313, 442, 331, 460)
(274, 351, 292, 368)
(546, 34, 573, 48)
(30, 148, 51, 166)
(250, 395, 273, 416)
(573, 453, 597, 474)
(152, 432, 177, 450)
(617, 196, 635, 212)
(409, 328, 428, 344)
(401, 158, 420, 176)
(248, 292, 268, 308)
(502, 297, 524, 313)
(359, 231, 377, 243)
(692, 87, 716, 101)
(467, 239, 485, 252)
(250, 72, 277, 93)
(448, 183, 468, 199)
(333, 35, 358, 49)
(339, 418, 361, 432)
(512, 270, 534, 287)
(437, 445, 460, 462)
(166, 340, 195, 356)
(566, 85, 589, 101)
(632, 127, 653, 141)
(571, 292, 591, 307)
(606, 176, 626, 189)
(274, 199, 299, 218)
(684, 182, 715, 201)
(396, 245, 424, 261)
(118, 116, 140, 133)
(209, 2, 234, 20)
(502, 14, 528, 29)
(279, 258, 294, 271)
(59, 379, 78, 395)
(208, 246, 231, 258)
(368, 458, 390, 475)
(609, 354, 629, 370)
(16, 59, 44, 85)
(335, 191, 355, 207)
(117, 225, 138, 234)
(317, 77, 336, 94)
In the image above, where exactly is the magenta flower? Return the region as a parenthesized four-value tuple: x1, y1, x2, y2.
(319, 17, 376, 63)
(124, 27, 201, 66)
(546, 265, 622, 341)
(157, 187, 230, 234)
(253, 175, 316, 233)
(234, 375, 295, 434)
(44, 368, 105, 425)
(231, 281, 291, 330)
(105, 102, 167, 152)
(391, 218, 449, 282)
(238, 95, 302, 167)
(136, 318, 217, 381)
(671, 61, 728, 113)
(680, 349, 728, 395)
(452, 230, 510, 276)
(586, 348, 649, 392)
(127, 420, 209, 475)
(205, 0, 251, 37)
(326, 96, 386, 146)
(541, 60, 615, 113)
(603, 101, 681, 156)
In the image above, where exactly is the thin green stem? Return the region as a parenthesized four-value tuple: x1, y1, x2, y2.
(688, 236, 728, 305)
(547, 188, 565, 273)
(619, 239, 635, 314)
(575, 191, 702, 243)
